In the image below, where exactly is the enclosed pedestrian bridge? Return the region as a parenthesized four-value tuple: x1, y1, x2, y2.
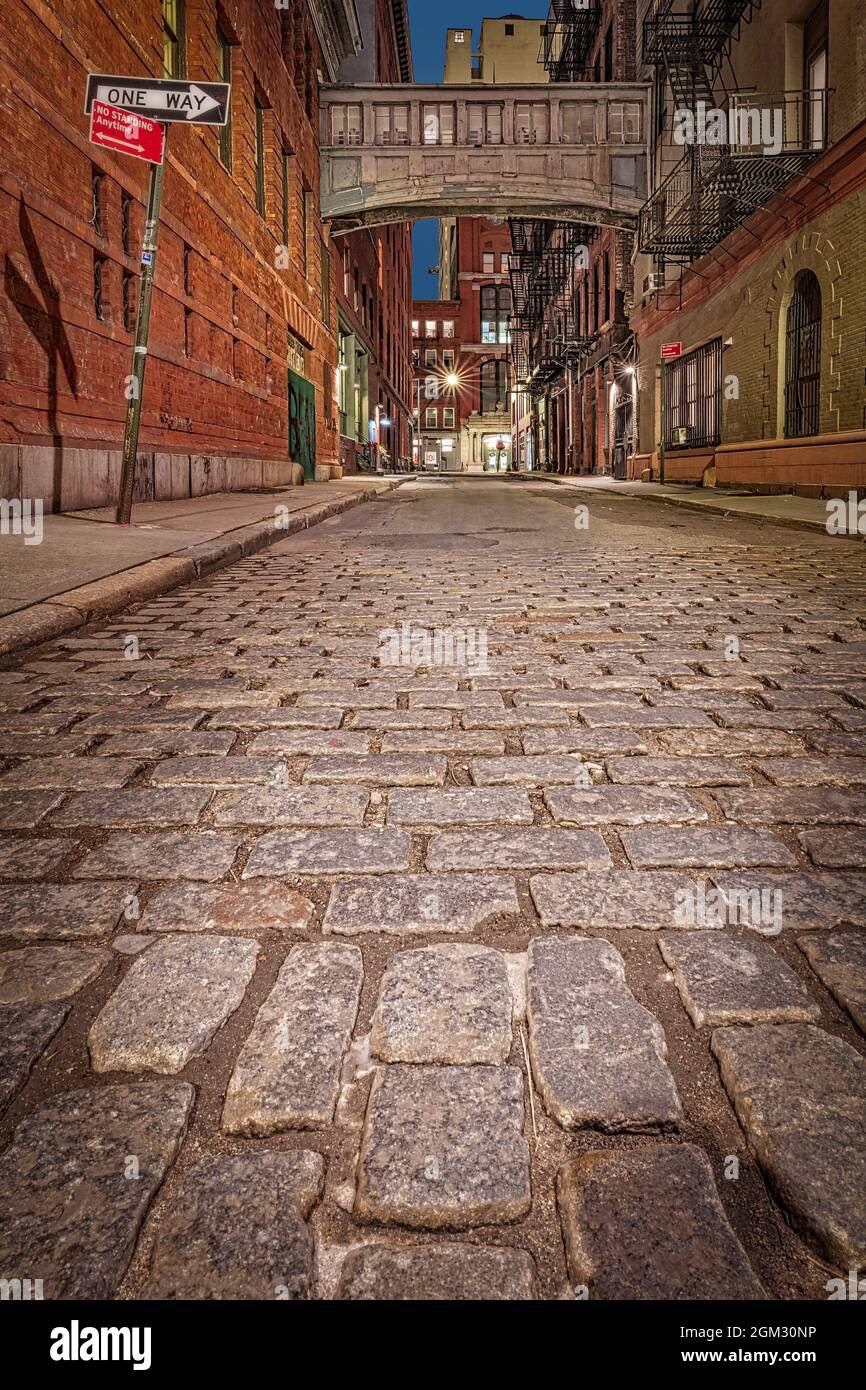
(319, 83, 650, 232)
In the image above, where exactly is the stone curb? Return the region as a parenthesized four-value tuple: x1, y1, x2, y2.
(0, 482, 401, 658)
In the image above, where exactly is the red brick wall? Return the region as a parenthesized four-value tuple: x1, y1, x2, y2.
(0, 0, 338, 509)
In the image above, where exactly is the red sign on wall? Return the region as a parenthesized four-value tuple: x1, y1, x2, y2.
(89, 101, 165, 164)
(660, 342, 683, 360)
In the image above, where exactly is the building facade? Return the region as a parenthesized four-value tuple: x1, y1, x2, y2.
(509, 0, 639, 476)
(430, 17, 549, 472)
(631, 0, 866, 493)
(1, 0, 358, 510)
(412, 299, 461, 469)
(333, 0, 414, 473)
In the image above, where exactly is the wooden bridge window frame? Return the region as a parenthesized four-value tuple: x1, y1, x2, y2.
(560, 101, 596, 144)
(514, 102, 549, 145)
(422, 103, 456, 145)
(467, 102, 503, 146)
(330, 103, 363, 146)
(373, 103, 410, 146)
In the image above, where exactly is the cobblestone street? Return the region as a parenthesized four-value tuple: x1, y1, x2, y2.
(1, 478, 865, 1301)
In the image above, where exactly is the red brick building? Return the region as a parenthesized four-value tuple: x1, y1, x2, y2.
(333, 0, 414, 473)
(411, 298, 460, 469)
(0, 0, 359, 510)
(424, 217, 512, 471)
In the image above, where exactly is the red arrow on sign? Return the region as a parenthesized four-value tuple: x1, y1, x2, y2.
(89, 101, 165, 164)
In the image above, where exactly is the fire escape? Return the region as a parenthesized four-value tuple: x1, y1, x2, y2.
(640, 0, 829, 265)
(508, 1, 603, 396)
(509, 220, 598, 392)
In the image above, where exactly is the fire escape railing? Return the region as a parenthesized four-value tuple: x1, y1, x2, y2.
(639, 1, 829, 263)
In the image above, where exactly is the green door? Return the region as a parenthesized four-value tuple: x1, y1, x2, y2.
(288, 368, 316, 480)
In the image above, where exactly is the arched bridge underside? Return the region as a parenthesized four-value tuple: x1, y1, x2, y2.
(320, 82, 650, 232)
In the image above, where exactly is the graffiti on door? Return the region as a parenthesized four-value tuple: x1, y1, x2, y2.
(288, 369, 316, 479)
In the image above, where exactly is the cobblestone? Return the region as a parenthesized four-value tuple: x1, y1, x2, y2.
(323, 872, 519, 934)
(658, 932, 820, 1027)
(426, 828, 610, 870)
(544, 785, 708, 826)
(557, 1145, 765, 1299)
(355, 1064, 531, 1229)
(527, 936, 682, 1131)
(0, 1082, 193, 1297)
(712, 1025, 866, 1267)
(335, 1243, 538, 1300)
(89, 934, 258, 1073)
(371, 944, 512, 1063)
(0, 944, 111, 1002)
(797, 932, 866, 1031)
(222, 942, 363, 1133)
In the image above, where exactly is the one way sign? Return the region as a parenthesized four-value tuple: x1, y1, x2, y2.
(85, 74, 231, 125)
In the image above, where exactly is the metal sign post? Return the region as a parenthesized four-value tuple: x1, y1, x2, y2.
(84, 72, 231, 524)
(116, 149, 166, 524)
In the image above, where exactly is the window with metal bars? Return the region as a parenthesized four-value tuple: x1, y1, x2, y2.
(120, 192, 132, 255)
(254, 101, 266, 216)
(91, 170, 104, 235)
(664, 339, 722, 450)
(93, 253, 108, 321)
(784, 271, 821, 439)
(122, 270, 136, 332)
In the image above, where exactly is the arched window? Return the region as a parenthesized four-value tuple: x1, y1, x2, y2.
(784, 270, 821, 438)
(480, 359, 510, 413)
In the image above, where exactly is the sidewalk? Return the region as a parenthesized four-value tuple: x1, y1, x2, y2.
(0, 477, 400, 656)
(527, 473, 843, 535)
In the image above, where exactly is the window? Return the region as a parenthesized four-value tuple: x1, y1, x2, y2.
(424, 375, 438, 399)
(161, 0, 185, 78)
(217, 30, 232, 169)
(411, 318, 419, 335)
(120, 192, 132, 254)
(482, 252, 495, 273)
(561, 102, 596, 144)
(122, 271, 136, 332)
(93, 253, 108, 321)
(467, 103, 503, 146)
(281, 151, 292, 250)
(514, 102, 548, 144)
(425, 407, 438, 427)
(664, 339, 722, 449)
(480, 359, 509, 413)
(604, 25, 613, 82)
(442, 319, 454, 338)
(443, 349, 455, 370)
(320, 239, 330, 326)
(443, 407, 455, 428)
(374, 104, 409, 145)
(500, 253, 510, 274)
(784, 271, 821, 438)
(425, 349, 437, 367)
(804, 0, 828, 149)
(481, 284, 511, 344)
(608, 102, 642, 143)
(425, 319, 436, 338)
(184, 306, 193, 356)
(254, 100, 266, 215)
(423, 104, 455, 145)
(91, 170, 104, 235)
(302, 188, 313, 277)
(331, 104, 362, 146)
(505, 22, 514, 36)
(454, 31, 465, 43)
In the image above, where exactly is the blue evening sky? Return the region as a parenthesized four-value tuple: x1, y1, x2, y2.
(408, 4, 546, 298)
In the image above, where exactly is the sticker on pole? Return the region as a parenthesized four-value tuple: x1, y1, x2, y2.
(89, 101, 166, 164)
(85, 74, 231, 126)
(660, 342, 683, 360)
